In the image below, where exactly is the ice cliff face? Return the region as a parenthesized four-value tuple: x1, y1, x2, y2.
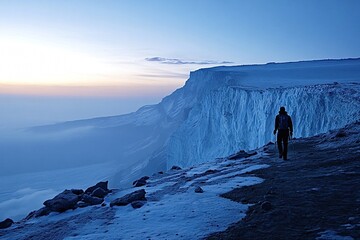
(165, 59, 360, 167)
(167, 83, 360, 167)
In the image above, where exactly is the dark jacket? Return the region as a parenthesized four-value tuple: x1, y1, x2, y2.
(275, 112, 293, 133)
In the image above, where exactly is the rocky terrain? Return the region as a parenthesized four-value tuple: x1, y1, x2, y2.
(208, 121, 360, 240)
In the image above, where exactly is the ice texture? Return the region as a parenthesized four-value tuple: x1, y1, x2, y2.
(167, 83, 360, 167)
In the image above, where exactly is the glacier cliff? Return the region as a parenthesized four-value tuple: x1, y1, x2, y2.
(165, 59, 360, 167)
(167, 83, 360, 167)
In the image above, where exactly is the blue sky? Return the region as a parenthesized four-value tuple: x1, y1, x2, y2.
(0, 0, 359, 126)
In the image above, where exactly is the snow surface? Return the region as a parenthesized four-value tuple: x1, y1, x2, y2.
(1, 58, 360, 220)
(1, 153, 269, 240)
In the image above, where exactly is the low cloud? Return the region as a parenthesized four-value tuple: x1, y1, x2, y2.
(145, 57, 233, 65)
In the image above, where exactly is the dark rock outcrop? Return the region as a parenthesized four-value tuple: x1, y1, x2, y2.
(335, 130, 347, 138)
(171, 166, 182, 170)
(261, 201, 272, 211)
(131, 201, 146, 209)
(85, 181, 109, 194)
(195, 186, 204, 193)
(81, 194, 104, 205)
(71, 189, 84, 195)
(25, 207, 52, 220)
(228, 150, 257, 160)
(110, 189, 146, 207)
(0, 218, 14, 229)
(133, 176, 149, 187)
(76, 201, 91, 208)
(43, 190, 80, 212)
(91, 187, 108, 198)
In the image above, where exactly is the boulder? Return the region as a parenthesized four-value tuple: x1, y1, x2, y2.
(261, 201, 272, 211)
(0, 218, 14, 229)
(205, 169, 217, 174)
(81, 194, 104, 205)
(171, 166, 182, 170)
(335, 130, 347, 138)
(76, 201, 91, 208)
(91, 187, 108, 198)
(85, 181, 109, 194)
(131, 201, 146, 209)
(71, 189, 84, 195)
(132, 176, 149, 187)
(110, 189, 146, 207)
(228, 150, 257, 160)
(43, 190, 80, 212)
(195, 186, 204, 193)
(24, 206, 52, 220)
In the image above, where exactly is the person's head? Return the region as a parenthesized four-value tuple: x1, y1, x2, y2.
(279, 106, 286, 114)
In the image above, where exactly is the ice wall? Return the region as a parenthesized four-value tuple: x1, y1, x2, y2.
(166, 63, 360, 167)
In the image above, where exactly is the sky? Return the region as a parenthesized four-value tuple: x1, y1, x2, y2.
(0, 0, 360, 128)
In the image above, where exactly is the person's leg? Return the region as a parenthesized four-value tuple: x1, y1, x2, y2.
(283, 131, 289, 160)
(277, 132, 283, 158)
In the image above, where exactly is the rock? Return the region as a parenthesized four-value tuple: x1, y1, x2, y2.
(44, 190, 80, 212)
(34, 207, 52, 218)
(194, 186, 204, 193)
(261, 201, 272, 211)
(228, 150, 258, 160)
(171, 166, 182, 170)
(24, 207, 51, 220)
(76, 201, 91, 208)
(335, 130, 347, 138)
(133, 176, 149, 187)
(131, 201, 146, 209)
(0, 218, 14, 229)
(91, 187, 108, 198)
(101, 203, 107, 207)
(82, 194, 104, 205)
(158, 171, 164, 174)
(85, 181, 109, 194)
(133, 179, 146, 187)
(71, 189, 84, 195)
(205, 169, 217, 174)
(110, 189, 146, 207)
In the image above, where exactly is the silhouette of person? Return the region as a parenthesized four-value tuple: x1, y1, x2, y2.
(273, 106, 293, 160)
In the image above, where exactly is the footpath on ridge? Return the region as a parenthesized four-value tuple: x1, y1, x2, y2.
(207, 121, 360, 240)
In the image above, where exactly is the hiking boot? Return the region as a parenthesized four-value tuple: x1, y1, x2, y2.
(279, 154, 283, 159)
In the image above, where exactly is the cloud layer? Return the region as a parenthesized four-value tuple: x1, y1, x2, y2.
(145, 57, 233, 65)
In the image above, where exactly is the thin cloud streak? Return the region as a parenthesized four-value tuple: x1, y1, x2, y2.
(145, 57, 234, 65)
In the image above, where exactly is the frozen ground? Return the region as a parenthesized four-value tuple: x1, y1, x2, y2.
(0, 150, 270, 240)
(207, 121, 360, 240)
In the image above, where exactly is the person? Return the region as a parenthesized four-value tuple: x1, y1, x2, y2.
(273, 106, 293, 160)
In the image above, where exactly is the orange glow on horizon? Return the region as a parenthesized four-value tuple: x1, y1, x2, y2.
(0, 82, 182, 98)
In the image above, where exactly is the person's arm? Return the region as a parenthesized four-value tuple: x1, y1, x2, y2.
(274, 115, 279, 135)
